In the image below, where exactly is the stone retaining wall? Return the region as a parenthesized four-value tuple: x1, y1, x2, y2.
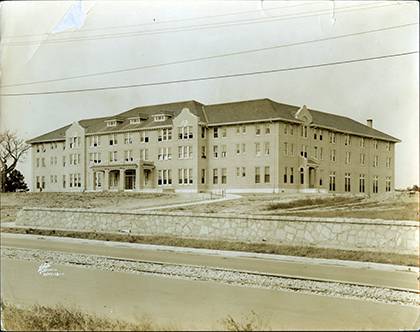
(16, 207, 419, 255)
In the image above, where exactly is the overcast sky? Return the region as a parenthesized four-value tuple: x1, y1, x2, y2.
(0, 0, 418, 189)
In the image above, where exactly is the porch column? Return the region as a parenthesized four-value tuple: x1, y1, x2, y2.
(92, 171, 96, 191)
(135, 167, 141, 190)
(119, 169, 125, 191)
(104, 170, 109, 191)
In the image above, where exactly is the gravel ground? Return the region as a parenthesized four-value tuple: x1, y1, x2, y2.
(2, 247, 418, 307)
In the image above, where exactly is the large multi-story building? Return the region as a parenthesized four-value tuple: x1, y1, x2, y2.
(28, 99, 399, 194)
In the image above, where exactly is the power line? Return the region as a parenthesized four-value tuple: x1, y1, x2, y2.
(2, 22, 417, 88)
(1, 50, 417, 97)
(2, 2, 399, 47)
(1, 2, 311, 40)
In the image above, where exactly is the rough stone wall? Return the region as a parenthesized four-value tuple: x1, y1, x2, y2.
(16, 208, 419, 255)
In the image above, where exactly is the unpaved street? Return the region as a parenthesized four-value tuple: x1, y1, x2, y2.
(1, 234, 419, 330)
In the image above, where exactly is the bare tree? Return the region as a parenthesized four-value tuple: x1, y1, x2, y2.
(0, 131, 30, 192)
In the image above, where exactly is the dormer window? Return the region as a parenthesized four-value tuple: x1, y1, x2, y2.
(105, 118, 123, 127)
(153, 114, 167, 122)
(129, 117, 141, 125)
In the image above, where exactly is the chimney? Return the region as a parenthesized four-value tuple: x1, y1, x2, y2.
(367, 119, 373, 128)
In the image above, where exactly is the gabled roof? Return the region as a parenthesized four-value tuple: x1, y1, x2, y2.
(204, 98, 299, 124)
(27, 98, 400, 144)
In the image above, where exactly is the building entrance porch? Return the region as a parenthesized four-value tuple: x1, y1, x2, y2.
(91, 162, 155, 191)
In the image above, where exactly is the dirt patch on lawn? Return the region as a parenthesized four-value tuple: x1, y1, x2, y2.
(170, 192, 419, 221)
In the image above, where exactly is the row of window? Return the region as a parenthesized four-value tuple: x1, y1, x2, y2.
(35, 173, 81, 189)
(328, 173, 392, 193)
(35, 125, 393, 153)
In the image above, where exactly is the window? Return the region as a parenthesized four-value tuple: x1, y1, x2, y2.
(124, 150, 133, 162)
(129, 117, 141, 125)
(201, 146, 206, 158)
(36, 158, 39, 168)
(124, 132, 133, 144)
(264, 142, 270, 155)
(330, 149, 336, 162)
(140, 148, 149, 161)
(221, 145, 227, 158)
(41, 176, 45, 189)
(329, 172, 336, 191)
(241, 167, 246, 177)
(373, 176, 379, 193)
(255, 143, 261, 157)
(241, 143, 246, 154)
(106, 120, 117, 127)
(236, 144, 240, 155)
(109, 134, 118, 145)
(213, 127, 219, 138)
(386, 157, 391, 168)
(242, 125, 246, 134)
(314, 146, 318, 159)
(153, 114, 166, 122)
(221, 168, 227, 184)
(373, 140, 378, 149)
(329, 132, 336, 144)
(344, 173, 351, 192)
(319, 147, 323, 160)
(62, 175, 66, 188)
(300, 168, 304, 185)
(283, 167, 288, 183)
(255, 167, 260, 184)
(359, 174, 365, 193)
(201, 169, 206, 184)
(109, 151, 118, 162)
(213, 169, 218, 184)
(41, 157, 45, 167)
(255, 125, 261, 136)
(265, 124, 271, 134)
(158, 128, 172, 141)
(90, 135, 100, 147)
(178, 168, 193, 185)
(385, 177, 391, 192)
(221, 127, 227, 138)
(345, 151, 351, 164)
(213, 145, 218, 158)
(36, 176, 40, 189)
(319, 130, 323, 141)
(301, 125, 308, 138)
(158, 147, 172, 160)
(290, 167, 294, 184)
(158, 169, 172, 186)
(360, 153, 365, 165)
(69, 136, 79, 149)
(386, 142, 390, 151)
(264, 166, 270, 183)
(69, 153, 80, 165)
(89, 152, 101, 164)
(177, 126, 193, 140)
(373, 155, 379, 167)
(201, 127, 207, 138)
(236, 167, 240, 177)
(178, 146, 192, 159)
(300, 145, 307, 158)
(140, 131, 149, 143)
(284, 143, 288, 156)
(360, 137, 365, 148)
(344, 134, 351, 146)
